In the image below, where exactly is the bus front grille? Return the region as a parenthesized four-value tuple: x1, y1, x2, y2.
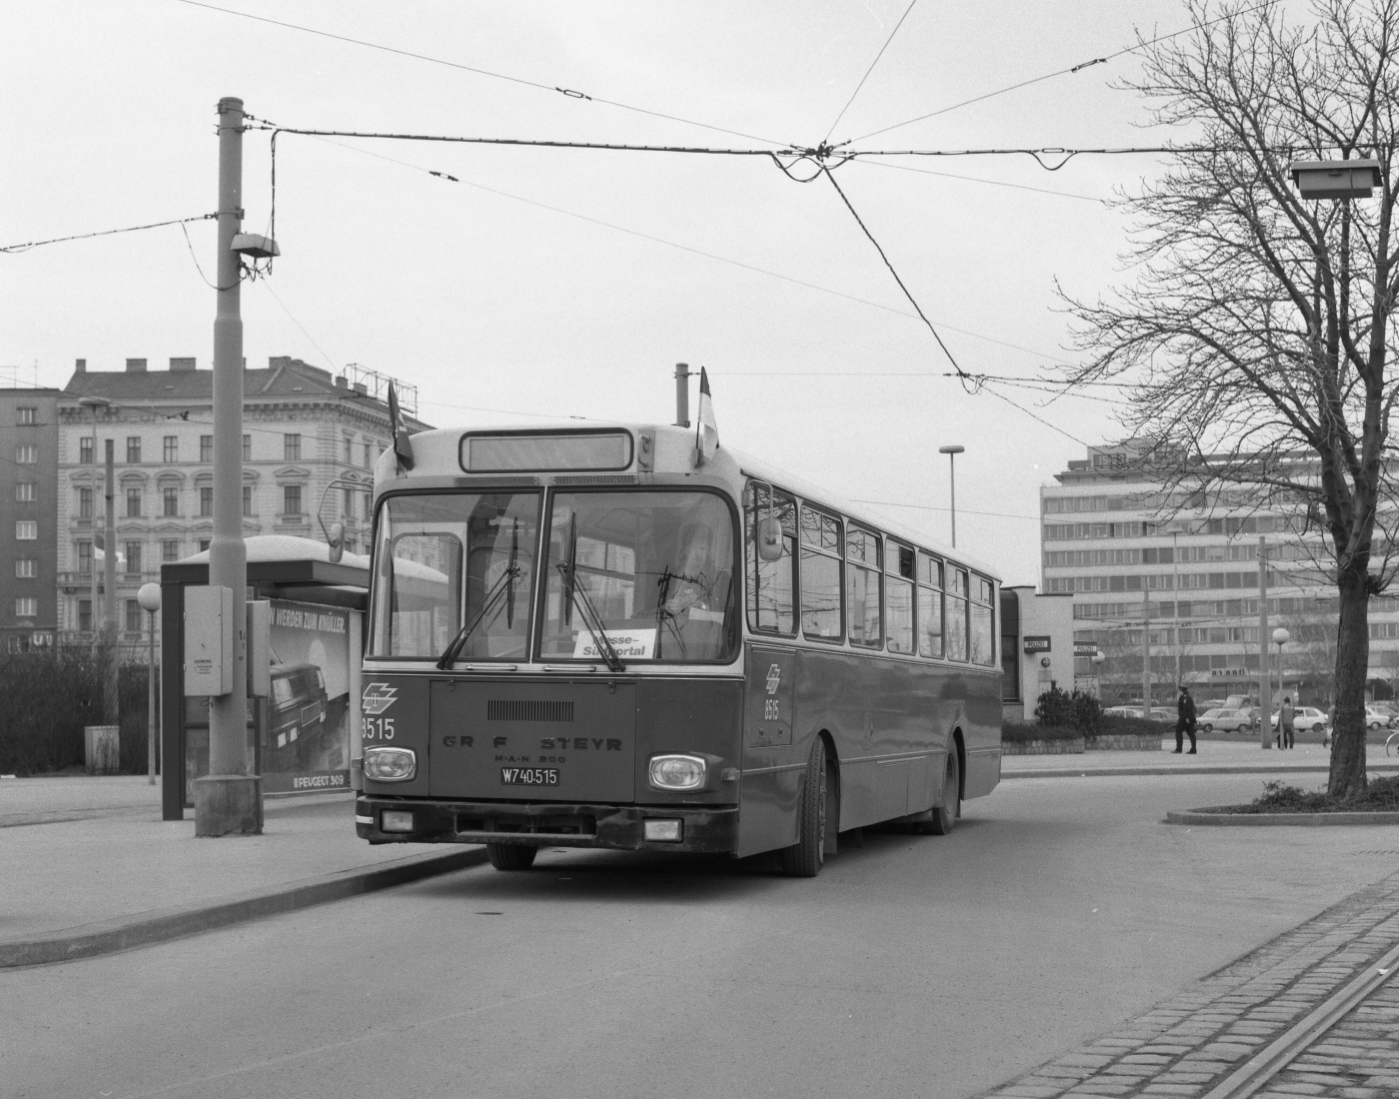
(456, 812, 597, 836)
(486, 699, 574, 722)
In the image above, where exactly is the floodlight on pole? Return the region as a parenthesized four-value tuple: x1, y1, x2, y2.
(939, 444, 965, 548)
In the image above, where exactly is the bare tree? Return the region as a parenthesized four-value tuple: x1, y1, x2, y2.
(1064, 0, 1399, 797)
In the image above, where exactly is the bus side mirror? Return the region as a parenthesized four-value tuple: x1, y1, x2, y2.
(756, 517, 783, 562)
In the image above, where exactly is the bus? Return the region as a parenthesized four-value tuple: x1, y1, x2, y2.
(355, 422, 1002, 876)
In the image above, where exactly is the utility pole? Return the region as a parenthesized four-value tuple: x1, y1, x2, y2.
(1258, 535, 1272, 749)
(102, 440, 118, 724)
(195, 96, 259, 835)
(1141, 588, 1151, 713)
(1172, 530, 1182, 689)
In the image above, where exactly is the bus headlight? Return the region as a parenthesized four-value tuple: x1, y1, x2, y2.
(648, 754, 707, 791)
(364, 746, 416, 782)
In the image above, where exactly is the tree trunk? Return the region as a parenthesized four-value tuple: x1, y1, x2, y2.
(1328, 569, 1370, 799)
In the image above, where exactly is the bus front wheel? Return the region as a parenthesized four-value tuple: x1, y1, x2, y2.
(486, 842, 538, 871)
(922, 748, 960, 836)
(780, 739, 827, 878)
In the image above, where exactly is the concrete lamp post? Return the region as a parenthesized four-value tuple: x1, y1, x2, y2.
(939, 444, 965, 548)
(1272, 626, 1290, 745)
(1093, 651, 1106, 697)
(137, 583, 161, 784)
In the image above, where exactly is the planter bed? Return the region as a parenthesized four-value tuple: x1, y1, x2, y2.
(1003, 737, 1085, 755)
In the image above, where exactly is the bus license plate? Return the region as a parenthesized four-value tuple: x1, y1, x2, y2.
(500, 767, 559, 786)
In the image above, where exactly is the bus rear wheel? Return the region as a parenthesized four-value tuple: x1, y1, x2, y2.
(921, 748, 960, 836)
(780, 739, 827, 878)
(486, 842, 538, 871)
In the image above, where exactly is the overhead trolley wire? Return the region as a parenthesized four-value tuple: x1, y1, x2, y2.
(173, 0, 793, 148)
(823, 0, 920, 143)
(1, 214, 216, 254)
(839, 0, 1280, 146)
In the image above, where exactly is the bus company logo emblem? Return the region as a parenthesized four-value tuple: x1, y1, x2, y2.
(362, 682, 398, 715)
(765, 664, 782, 694)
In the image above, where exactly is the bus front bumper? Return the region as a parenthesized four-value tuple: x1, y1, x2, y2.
(356, 797, 739, 855)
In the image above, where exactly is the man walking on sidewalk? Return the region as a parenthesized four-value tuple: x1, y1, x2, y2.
(1175, 685, 1197, 754)
(1279, 695, 1295, 750)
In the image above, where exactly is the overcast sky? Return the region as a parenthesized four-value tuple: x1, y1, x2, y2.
(3, 0, 1252, 585)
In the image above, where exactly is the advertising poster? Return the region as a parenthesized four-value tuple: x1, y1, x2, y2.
(184, 597, 354, 801)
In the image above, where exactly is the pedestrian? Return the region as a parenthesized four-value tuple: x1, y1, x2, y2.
(1175, 685, 1197, 754)
(1279, 695, 1295, 750)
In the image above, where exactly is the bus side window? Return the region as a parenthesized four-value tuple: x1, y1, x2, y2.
(745, 482, 796, 636)
(847, 527, 882, 649)
(946, 566, 969, 661)
(885, 541, 915, 654)
(799, 505, 843, 641)
(917, 552, 944, 659)
(970, 574, 995, 665)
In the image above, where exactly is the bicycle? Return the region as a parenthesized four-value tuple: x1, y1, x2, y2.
(1386, 729, 1399, 756)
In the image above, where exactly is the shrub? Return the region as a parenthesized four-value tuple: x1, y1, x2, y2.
(1099, 713, 1171, 737)
(1033, 686, 1104, 736)
(1003, 720, 1082, 743)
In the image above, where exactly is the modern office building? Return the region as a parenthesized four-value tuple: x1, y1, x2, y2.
(1041, 441, 1387, 708)
(0, 388, 61, 652)
(56, 356, 427, 654)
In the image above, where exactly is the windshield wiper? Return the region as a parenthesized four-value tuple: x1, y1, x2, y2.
(557, 520, 624, 672)
(436, 564, 521, 670)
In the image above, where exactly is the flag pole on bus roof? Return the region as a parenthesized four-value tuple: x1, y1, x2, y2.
(388, 382, 415, 472)
(694, 367, 720, 468)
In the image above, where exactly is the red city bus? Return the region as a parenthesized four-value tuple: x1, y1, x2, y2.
(355, 423, 1001, 876)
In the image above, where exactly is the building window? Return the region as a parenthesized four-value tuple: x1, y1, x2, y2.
(199, 487, 213, 517)
(125, 542, 142, 577)
(15, 521, 36, 540)
(16, 407, 36, 426)
(15, 598, 36, 618)
(198, 538, 210, 553)
(125, 488, 142, 518)
(79, 487, 93, 519)
(78, 599, 92, 632)
(15, 482, 35, 503)
(283, 484, 302, 516)
(364, 492, 372, 520)
(77, 540, 92, 576)
(284, 434, 301, 461)
(125, 599, 143, 633)
(200, 435, 213, 462)
(163, 487, 179, 517)
(162, 539, 180, 563)
(364, 441, 373, 467)
(164, 435, 178, 463)
(15, 444, 37, 464)
(126, 437, 141, 464)
(345, 437, 354, 464)
(344, 486, 355, 520)
(243, 485, 254, 517)
(15, 559, 36, 578)
(80, 437, 94, 465)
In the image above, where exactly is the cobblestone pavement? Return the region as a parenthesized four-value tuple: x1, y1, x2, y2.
(977, 871, 1399, 1098)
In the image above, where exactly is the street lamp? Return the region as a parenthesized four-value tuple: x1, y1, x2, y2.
(1289, 159, 1382, 200)
(77, 396, 109, 646)
(137, 582, 161, 785)
(1273, 626, 1290, 743)
(1093, 650, 1106, 697)
(939, 444, 965, 548)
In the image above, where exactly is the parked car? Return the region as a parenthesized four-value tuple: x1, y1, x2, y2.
(1365, 705, 1398, 729)
(1104, 705, 1143, 718)
(1148, 706, 1175, 722)
(1270, 706, 1330, 733)
(1198, 707, 1256, 733)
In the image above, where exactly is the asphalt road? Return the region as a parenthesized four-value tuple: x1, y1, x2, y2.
(7, 771, 1398, 1099)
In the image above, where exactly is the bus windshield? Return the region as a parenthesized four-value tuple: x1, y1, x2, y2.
(370, 492, 540, 660)
(540, 491, 737, 663)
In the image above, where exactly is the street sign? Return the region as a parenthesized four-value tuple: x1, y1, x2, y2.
(1023, 636, 1051, 653)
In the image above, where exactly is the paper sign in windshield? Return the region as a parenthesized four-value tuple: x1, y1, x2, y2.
(573, 628, 656, 660)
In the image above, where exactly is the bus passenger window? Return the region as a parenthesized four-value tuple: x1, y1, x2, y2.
(970, 575, 995, 665)
(799, 506, 843, 641)
(946, 567, 969, 661)
(745, 484, 796, 636)
(846, 527, 882, 649)
(917, 552, 944, 658)
(885, 542, 915, 654)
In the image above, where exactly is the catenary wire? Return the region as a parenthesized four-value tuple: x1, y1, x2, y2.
(853, 499, 1040, 522)
(173, 0, 792, 148)
(841, 0, 1280, 145)
(1, 214, 216, 254)
(852, 156, 1106, 202)
(824, 0, 920, 143)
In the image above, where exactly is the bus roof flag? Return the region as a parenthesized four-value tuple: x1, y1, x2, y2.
(388, 382, 414, 472)
(695, 367, 719, 467)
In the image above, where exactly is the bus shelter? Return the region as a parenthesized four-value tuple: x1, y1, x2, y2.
(159, 536, 369, 821)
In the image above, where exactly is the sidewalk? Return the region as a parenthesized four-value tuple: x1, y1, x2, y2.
(1002, 737, 1399, 779)
(0, 776, 484, 967)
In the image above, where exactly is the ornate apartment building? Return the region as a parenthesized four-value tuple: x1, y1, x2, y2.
(1042, 442, 1399, 708)
(57, 356, 426, 649)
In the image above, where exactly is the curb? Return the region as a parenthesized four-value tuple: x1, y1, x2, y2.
(0, 846, 489, 968)
(1166, 807, 1399, 826)
(1004, 762, 1399, 780)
